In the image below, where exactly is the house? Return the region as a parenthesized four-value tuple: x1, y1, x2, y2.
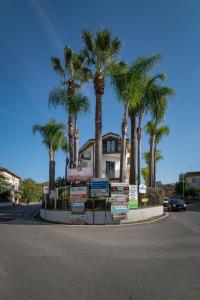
(179, 172, 200, 189)
(79, 132, 130, 181)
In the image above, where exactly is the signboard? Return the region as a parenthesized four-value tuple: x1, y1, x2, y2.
(139, 184, 147, 194)
(142, 197, 148, 203)
(129, 185, 138, 209)
(112, 213, 127, 221)
(111, 205, 129, 214)
(110, 183, 129, 200)
(90, 179, 109, 198)
(69, 213, 86, 225)
(67, 167, 92, 182)
(49, 190, 56, 199)
(43, 186, 49, 195)
(111, 183, 129, 216)
(70, 186, 88, 200)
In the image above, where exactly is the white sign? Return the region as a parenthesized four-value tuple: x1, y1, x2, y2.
(68, 167, 93, 182)
(49, 190, 56, 199)
(139, 184, 147, 194)
(43, 186, 49, 195)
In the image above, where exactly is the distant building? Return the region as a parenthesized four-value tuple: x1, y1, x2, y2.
(179, 172, 200, 189)
(0, 167, 21, 191)
(79, 132, 130, 181)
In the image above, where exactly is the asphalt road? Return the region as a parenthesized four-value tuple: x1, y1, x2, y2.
(0, 204, 200, 300)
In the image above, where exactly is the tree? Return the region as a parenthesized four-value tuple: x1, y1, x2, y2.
(109, 56, 162, 183)
(32, 119, 66, 195)
(61, 138, 69, 183)
(142, 150, 163, 185)
(49, 89, 90, 168)
(22, 178, 42, 203)
(135, 73, 166, 196)
(55, 177, 66, 188)
(51, 47, 91, 168)
(147, 84, 174, 187)
(127, 55, 162, 185)
(81, 29, 122, 177)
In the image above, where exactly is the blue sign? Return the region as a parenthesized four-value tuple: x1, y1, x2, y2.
(90, 180, 109, 189)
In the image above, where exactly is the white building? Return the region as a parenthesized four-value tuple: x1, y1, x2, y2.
(79, 132, 130, 181)
(180, 172, 200, 189)
(0, 167, 21, 191)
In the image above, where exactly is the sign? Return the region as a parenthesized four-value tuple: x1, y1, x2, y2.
(112, 213, 127, 221)
(70, 213, 86, 225)
(70, 186, 88, 200)
(90, 179, 109, 198)
(49, 190, 56, 199)
(111, 205, 129, 214)
(142, 197, 148, 203)
(139, 184, 147, 194)
(68, 167, 92, 182)
(110, 183, 129, 200)
(43, 186, 49, 195)
(129, 185, 138, 209)
(129, 200, 138, 209)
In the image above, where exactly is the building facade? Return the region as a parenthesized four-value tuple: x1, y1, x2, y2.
(79, 132, 130, 181)
(0, 167, 21, 191)
(179, 172, 200, 189)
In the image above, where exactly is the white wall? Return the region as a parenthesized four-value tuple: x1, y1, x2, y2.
(0, 171, 20, 190)
(40, 206, 164, 225)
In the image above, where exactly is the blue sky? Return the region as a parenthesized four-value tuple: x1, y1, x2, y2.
(0, 0, 200, 183)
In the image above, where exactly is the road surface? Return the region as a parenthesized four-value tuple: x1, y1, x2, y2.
(0, 204, 199, 300)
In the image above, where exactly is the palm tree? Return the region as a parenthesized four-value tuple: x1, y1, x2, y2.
(81, 29, 122, 178)
(135, 73, 167, 197)
(109, 57, 162, 183)
(145, 121, 170, 187)
(70, 93, 90, 168)
(128, 55, 163, 185)
(32, 119, 66, 196)
(51, 47, 91, 168)
(49, 88, 90, 168)
(142, 150, 163, 185)
(61, 138, 69, 183)
(109, 62, 131, 182)
(147, 83, 174, 188)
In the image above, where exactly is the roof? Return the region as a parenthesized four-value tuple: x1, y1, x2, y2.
(0, 167, 21, 179)
(184, 172, 200, 177)
(79, 132, 130, 153)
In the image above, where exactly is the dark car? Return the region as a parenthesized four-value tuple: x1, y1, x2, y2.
(168, 198, 186, 211)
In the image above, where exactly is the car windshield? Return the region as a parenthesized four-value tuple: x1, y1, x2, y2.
(171, 198, 184, 204)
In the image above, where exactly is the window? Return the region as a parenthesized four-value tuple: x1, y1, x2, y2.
(106, 140, 115, 152)
(192, 177, 197, 183)
(106, 161, 115, 178)
(81, 151, 91, 160)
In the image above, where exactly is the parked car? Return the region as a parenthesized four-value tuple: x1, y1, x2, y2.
(163, 197, 169, 207)
(168, 198, 186, 211)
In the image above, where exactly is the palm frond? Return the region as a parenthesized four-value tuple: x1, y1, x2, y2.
(51, 57, 64, 77)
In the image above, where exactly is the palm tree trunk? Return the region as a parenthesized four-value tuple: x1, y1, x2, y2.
(137, 112, 143, 203)
(67, 79, 75, 169)
(149, 133, 156, 188)
(129, 111, 137, 184)
(120, 105, 128, 182)
(94, 72, 104, 178)
(73, 115, 79, 168)
(49, 146, 55, 192)
(65, 156, 69, 183)
(154, 144, 157, 189)
(49, 146, 55, 209)
(68, 113, 74, 169)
